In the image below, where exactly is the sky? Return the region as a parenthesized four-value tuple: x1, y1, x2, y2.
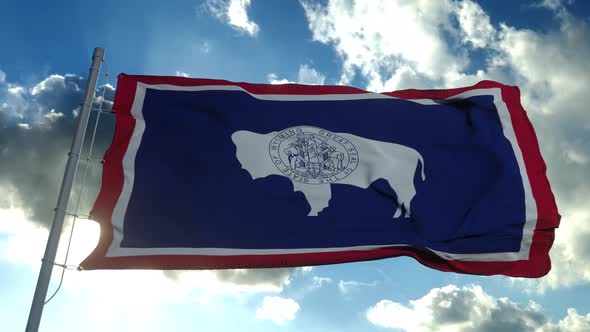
(1, 0, 590, 331)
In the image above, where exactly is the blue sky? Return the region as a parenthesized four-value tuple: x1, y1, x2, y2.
(1, 0, 590, 331)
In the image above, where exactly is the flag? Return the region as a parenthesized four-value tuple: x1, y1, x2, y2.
(81, 74, 560, 277)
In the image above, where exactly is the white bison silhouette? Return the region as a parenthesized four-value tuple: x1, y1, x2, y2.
(232, 127, 425, 218)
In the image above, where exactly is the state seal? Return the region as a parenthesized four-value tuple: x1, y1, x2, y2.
(268, 126, 359, 184)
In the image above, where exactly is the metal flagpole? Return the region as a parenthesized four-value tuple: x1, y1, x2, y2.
(25, 47, 105, 332)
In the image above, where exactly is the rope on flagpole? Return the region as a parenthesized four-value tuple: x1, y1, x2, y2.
(44, 63, 111, 305)
(91, 107, 115, 114)
(52, 207, 91, 220)
(41, 258, 81, 271)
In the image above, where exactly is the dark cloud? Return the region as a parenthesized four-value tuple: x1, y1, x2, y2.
(472, 298, 546, 332)
(0, 73, 115, 227)
(428, 286, 482, 325)
(214, 268, 295, 286)
(163, 268, 297, 290)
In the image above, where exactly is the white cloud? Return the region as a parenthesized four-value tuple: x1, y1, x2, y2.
(338, 279, 377, 295)
(564, 148, 589, 165)
(521, 210, 590, 293)
(255, 296, 300, 325)
(1, 72, 87, 126)
(0, 69, 5, 83)
(297, 64, 325, 85)
(0, 206, 48, 265)
(0, 185, 98, 268)
(31, 75, 62, 95)
(300, 0, 467, 90)
(294, 275, 333, 296)
(17, 123, 31, 130)
(492, 20, 589, 115)
(206, 0, 259, 36)
(456, 0, 495, 48)
(7, 86, 25, 96)
(1, 82, 28, 121)
(175, 71, 190, 77)
(312, 276, 332, 289)
(44, 110, 65, 122)
(0, 205, 236, 330)
(367, 284, 590, 332)
(539, 308, 590, 332)
(267, 73, 293, 85)
(31, 74, 81, 96)
(267, 64, 325, 85)
(534, 0, 574, 11)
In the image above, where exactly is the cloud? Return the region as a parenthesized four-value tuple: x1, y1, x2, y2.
(267, 73, 293, 85)
(205, 0, 259, 36)
(338, 279, 377, 295)
(367, 284, 589, 332)
(255, 296, 300, 325)
(312, 276, 332, 288)
(456, 0, 496, 48)
(43, 110, 65, 122)
(17, 123, 31, 130)
(0, 204, 50, 265)
(175, 71, 190, 77)
(164, 266, 307, 293)
(161, 269, 293, 294)
(0, 73, 115, 228)
(300, 266, 313, 272)
(297, 64, 326, 85)
(301, 0, 590, 291)
(539, 309, 590, 332)
(288, 275, 332, 298)
(300, 0, 467, 90)
(214, 268, 295, 289)
(517, 210, 590, 293)
(267, 64, 326, 85)
(31, 74, 82, 96)
(533, 0, 574, 11)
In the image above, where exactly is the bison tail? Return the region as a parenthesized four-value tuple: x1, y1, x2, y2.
(418, 155, 426, 181)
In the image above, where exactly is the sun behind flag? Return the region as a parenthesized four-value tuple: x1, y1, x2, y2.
(81, 74, 560, 277)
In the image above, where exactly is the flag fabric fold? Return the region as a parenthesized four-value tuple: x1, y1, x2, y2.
(81, 74, 559, 277)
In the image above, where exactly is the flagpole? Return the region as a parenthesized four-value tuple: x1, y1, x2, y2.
(25, 47, 104, 332)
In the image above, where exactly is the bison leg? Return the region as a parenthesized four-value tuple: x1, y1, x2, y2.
(393, 205, 403, 218)
(393, 202, 412, 218)
(404, 203, 411, 218)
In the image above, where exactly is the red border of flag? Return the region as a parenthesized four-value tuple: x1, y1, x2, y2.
(81, 74, 560, 277)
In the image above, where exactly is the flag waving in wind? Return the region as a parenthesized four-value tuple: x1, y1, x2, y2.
(81, 74, 559, 277)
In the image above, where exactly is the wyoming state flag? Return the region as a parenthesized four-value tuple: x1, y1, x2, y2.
(81, 74, 560, 277)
